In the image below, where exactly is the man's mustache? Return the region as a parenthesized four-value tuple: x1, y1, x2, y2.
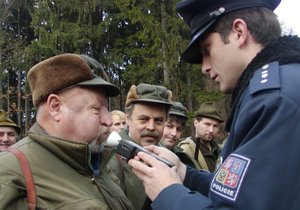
(140, 130, 160, 138)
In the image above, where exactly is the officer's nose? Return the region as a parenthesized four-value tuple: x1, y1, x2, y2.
(201, 56, 212, 74)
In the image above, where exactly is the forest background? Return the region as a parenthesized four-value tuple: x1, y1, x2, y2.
(0, 0, 293, 141)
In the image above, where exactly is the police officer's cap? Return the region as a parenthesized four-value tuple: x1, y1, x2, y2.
(176, 0, 281, 64)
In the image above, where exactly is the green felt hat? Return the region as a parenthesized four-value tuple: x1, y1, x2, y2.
(0, 110, 21, 134)
(195, 102, 223, 123)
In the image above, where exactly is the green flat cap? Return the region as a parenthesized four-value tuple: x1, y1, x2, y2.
(169, 101, 188, 119)
(125, 83, 172, 107)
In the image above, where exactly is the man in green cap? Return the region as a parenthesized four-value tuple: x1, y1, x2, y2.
(0, 109, 21, 152)
(177, 102, 223, 172)
(159, 101, 188, 151)
(0, 53, 133, 210)
(107, 83, 172, 210)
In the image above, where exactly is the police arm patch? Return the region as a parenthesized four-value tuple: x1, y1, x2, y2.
(210, 154, 251, 202)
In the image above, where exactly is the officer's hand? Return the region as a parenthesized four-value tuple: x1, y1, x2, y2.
(143, 145, 187, 181)
(128, 151, 182, 201)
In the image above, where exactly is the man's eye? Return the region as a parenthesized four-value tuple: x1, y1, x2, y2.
(177, 128, 183, 132)
(139, 118, 147, 123)
(165, 124, 172, 128)
(202, 47, 210, 56)
(155, 121, 164, 126)
(92, 107, 100, 112)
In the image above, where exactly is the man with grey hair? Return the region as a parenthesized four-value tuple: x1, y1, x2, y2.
(107, 83, 172, 210)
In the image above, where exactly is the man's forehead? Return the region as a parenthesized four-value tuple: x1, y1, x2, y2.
(136, 113, 165, 120)
(166, 120, 183, 128)
(80, 86, 109, 105)
(133, 103, 167, 112)
(132, 109, 166, 121)
(0, 126, 17, 132)
(199, 117, 220, 125)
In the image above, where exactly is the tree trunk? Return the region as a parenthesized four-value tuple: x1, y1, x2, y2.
(17, 4, 22, 129)
(161, 0, 170, 86)
(0, 53, 3, 109)
(186, 70, 193, 112)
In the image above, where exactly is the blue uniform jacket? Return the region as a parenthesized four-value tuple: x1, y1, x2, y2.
(152, 62, 300, 209)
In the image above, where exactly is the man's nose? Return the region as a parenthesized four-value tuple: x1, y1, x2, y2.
(170, 127, 177, 136)
(146, 119, 155, 131)
(100, 107, 113, 127)
(120, 123, 125, 129)
(208, 125, 214, 133)
(0, 134, 9, 143)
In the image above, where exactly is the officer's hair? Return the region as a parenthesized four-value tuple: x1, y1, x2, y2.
(211, 7, 281, 46)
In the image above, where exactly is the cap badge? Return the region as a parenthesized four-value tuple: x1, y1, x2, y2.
(209, 7, 225, 17)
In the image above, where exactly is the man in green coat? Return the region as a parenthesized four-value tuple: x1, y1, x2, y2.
(0, 54, 134, 209)
(177, 102, 223, 172)
(107, 83, 172, 210)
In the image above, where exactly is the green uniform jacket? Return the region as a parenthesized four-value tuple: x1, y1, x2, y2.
(106, 129, 148, 210)
(177, 136, 220, 172)
(0, 123, 134, 210)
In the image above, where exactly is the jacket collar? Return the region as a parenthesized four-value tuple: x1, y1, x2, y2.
(28, 123, 93, 175)
(227, 36, 300, 131)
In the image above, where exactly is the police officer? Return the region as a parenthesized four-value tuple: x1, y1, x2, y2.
(128, 0, 300, 209)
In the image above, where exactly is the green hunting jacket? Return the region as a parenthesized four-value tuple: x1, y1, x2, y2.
(0, 123, 134, 210)
(177, 136, 220, 172)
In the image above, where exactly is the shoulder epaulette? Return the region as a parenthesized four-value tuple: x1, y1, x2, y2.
(249, 61, 281, 95)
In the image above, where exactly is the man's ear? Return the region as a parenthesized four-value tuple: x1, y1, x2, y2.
(232, 18, 249, 47)
(125, 113, 130, 123)
(47, 94, 63, 121)
(193, 119, 198, 127)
